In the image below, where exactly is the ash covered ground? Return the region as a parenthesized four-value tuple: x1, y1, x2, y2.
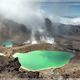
(0, 43, 79, 80)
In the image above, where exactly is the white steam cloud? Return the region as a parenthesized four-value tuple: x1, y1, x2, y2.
(0, 0, 55, 44)
(0, 0, 46, 30)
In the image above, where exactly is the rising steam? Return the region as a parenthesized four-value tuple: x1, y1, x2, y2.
(0, 0, 55, 44)
(0, 0, 46, 30)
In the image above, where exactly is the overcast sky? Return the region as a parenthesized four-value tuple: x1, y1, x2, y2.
(0, 0, 79, 25)
(41, 0, 80, 17)
(26, 0, 80, 2)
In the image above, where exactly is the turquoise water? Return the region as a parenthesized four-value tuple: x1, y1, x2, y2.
(13, 50, 75, 71)
(2, 41, 13, 47)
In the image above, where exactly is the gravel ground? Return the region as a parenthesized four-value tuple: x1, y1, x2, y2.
(0, 43, 80, 80)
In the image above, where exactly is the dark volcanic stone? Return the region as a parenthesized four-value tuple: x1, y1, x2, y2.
(6, 58, 21, 72)
(27, 71, 39, 78)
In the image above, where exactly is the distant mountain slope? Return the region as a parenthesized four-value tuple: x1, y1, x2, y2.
(0, 16, 80, 45)
(0, 17, 31, 43)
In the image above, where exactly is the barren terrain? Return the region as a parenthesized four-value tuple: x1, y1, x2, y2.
(0, 43, 80, 80)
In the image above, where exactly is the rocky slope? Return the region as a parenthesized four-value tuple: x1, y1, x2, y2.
(0, 16, 80, 50)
